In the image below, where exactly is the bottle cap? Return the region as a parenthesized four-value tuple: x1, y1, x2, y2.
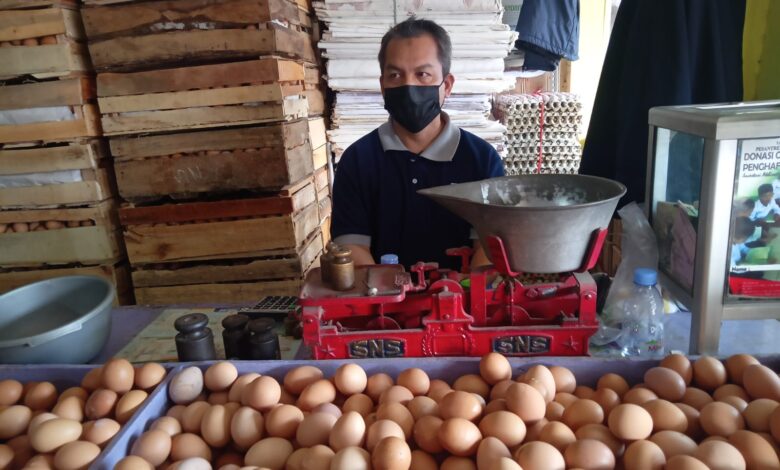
(380, 254, 399, 264)
(633, 268, 658, 286)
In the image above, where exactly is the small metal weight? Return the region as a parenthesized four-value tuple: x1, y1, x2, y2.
(320, 241, 337, 285)
(221, 313, 249, 359)
(246, 318, 280, 360)
(174, 312, 217, 361)
(331, 246, 355, 291)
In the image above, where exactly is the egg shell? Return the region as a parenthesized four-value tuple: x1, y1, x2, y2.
(479, 353, 512, 385)
(574, 423, 625, 457)
(485, 399, 508, 414)
(244, 437, 293, 469)
(115, 455, 154, 470)
(476, 436, 511, 470)
(330, 410, 366, 450)
(53, 440, 100, 470)
(82, 418, 121, 447)
(170, 433, 211, 462)
(596, 374, 629, 398)
(561, 398, 604, 431)
(207, 391, 228, 405)
(513, 441, 565, 470)
(660, 354, 694, 385)
(439, 391, 482, 422)
(607, 404, 653, 441)
(372, 436, 411, 470)
(743, 399, 779, 432)
(334, 364, 368, 395)
(692, 357, 727, 391)
(489, 457, 523, 470)
(131, 429, 172, 466)
(538, 421, 576, 452)
(522, 366, 556, 403)
(413, 415, 444, 453)
(284, 366, 324, 395)
(242, 376, 281, 411)
(479, 410, 526, 447)
(80, 368, 103, 391)
(622, 387, 658, 405)
(743, 364, 780, 401)
(27, 411, 57, 435)
(286, 447, 308, 470)
(648, 430, 697, 459)
(59, 387, 88, 403)
(229, 406, 263, 450)
(0, 444, 12, 469)
(644, 367, 686, 401)
(700, 402, 745, 437)
(264, 404, 303, 438)
(407, 395, 438, 420)
(296, 411, 337, 447)
(330, 446, 370, 470)
(24, 382, 57, 411)
(29, 417, 82, 453)
(438, 418, 482, 457)
(719, 395, 749, 413)
(410, 449, 438, 470)
(313, 402, 343, 418)
(0, 380, 23, 406)
(524, 417, 549, 442)
(427, 379, 452, 402)
(301, 444, 335, 470)
(545, 398, 565, 422)
(379, 385, 414, 405)
(0, 405, 32, 439)
(201, 404, 232, 448)
(116, 390, 148, 424)
(24, 454, 55, 468)
(367, 419, 405, 451)
(135, 363, 167, 390)
(453, 375, 490, 399)
(298, 379, 337, 411)
(228, 373, 260, 402)
(489, 380, 515, 401)
(563, 438, 615, 470)
(642, 399, 688, 433)
(681, 387, 714, 410)
(85, 389, 117, 420)
(591, 388, 620, 418)
(169, 367, 204, 405)
(725, 354, 760, 385)
(366, 373, 394, 401)
(397, 368, 431, 396)
(623, 440, 666, 470)
(342, 393, 374, 417)
(102, 359, 135, 393)
(441, 456, 476, 470)
(205, 362, 239, 392)
(693, 440, 746, 470)
(166, 404, 186, 421)
(554, 392, 578, 407)
(770, 405, 780, 442)
(549, 366, 576, 394)
(181, 401, 210, 433)
(170, 457, 212, 469)
(675, 403, 703, 440)
(728, 430, 780, 470)
(665, 455, 709, 470)
(713, 384, 750, 402)
(52, 396, 84, 422)
(505, 383, 545, 423)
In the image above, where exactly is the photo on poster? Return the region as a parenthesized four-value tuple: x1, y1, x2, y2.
(728, 136, 780, 298)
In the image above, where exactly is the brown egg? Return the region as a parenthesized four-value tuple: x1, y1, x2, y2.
(54, 440, 101, 470)
(334, 364, 368, 395)
(265, 403, 303, 438)
(6, 435, 32, 468)
(490, 457, 523, 470)
(367, 419, 405, 451)
(0, 405, 31, 439)
(170, 433, 211, 462)
(522, 365, 557, 402)
(366, 373, 394, 402)
(24, 382, 57, 411)
(0, 443, 12, 469)
(180, 401, 210, 433)
(297, 411, 337, 447)
(682, 387, 715, 410)
(743, 399, 779, 432)
(485, 399, 508, 414)
(575, 424, 625, 457)
(229, 406, 263, 450)
(562, 399, 604, 431)
(692, 356, 727, 391)
(102, 359, 135, 393)
(242, 376, 281, 411)
(131, 429, 172, 466)
(720, 395, 749, 413)
(546, 401, 565, 421)
(397, 368, 430, 396)
(286, 447, 308, 470)
(81, 367, 103, 392)
(479, 352, 512, 385)
(27, 411, 57, 435)
(725, 354, 760, 385)
(376, 402, 413, 438)
(476, 436, 511, 470)
(591, 388, 621, 417)
(659, 354, 693, 384)
(453, 375, 490, 399)
(303, 444, 335, 470)
(166, 404, 186, 421)
(135, 363, 167, 391)
(608, 404, 653, 440)
(115, 390, 148, 424)
(438, 418, 482, 456)
(411, 449, 438, 470)
(538, 421, 576, 452)
(284, 366, 323, 395)
(52, 396, 84, 422)
(115, 455, 154, 470)
(24, 454, 55, 468)
(29, 417, 82, 453)
(408, 395, 437, 420)
(330, 410, 366, 450)
(428, 379, 453, 402)
(728, 430, 780, 470)
(204, 362, 238, 392)
(550, 366, 577, 394)
(441, 456, 476, 470)
(513, 441, 565, 470)
(0, 380, 23, 406)
(564, 438, 615, 470)
(623, 440, 666, 470)
(169, 367, 204, 405)
(665, 455, 709, 470)
(700, 402, 745, 437)
(555, 392, 579, 407)
(413, 415, 444, 453)
(597, 373, 629, 398)
(227, 373, 259, 402)
(200, 404, 232, 448)
(713, 384, 750, 402)
(575, 385, 596, 399)
(742, 364, 780, 401)
(675, 403, 703, 440)
(439, 391, 482, 421)
(479, 410, 526, 447)
(505, 383, 545, 423)
(244, 437, 293, 469)
(343, 393, 374, 417)
(622, 387, 658, 405)
(331, 446, 371, 470)
(644, 367, 686, 401)
(379, 385, 414, 405)
(59, 387, 88, 403)
(693, 439, 746, 470)
(82, 418, 121, 447)
(642, 399, 688, 433)
(649, 431, 697, 459)
(372, 436, 411, 470)
(490, 380, 515, 400)
(85, 389, 117, 420)
(770, 406, 780, 442)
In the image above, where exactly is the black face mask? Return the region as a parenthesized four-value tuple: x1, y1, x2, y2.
(383, 82, 444, 134)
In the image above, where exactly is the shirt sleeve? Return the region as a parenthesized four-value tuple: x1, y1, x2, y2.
(771, 200, 780, 216)
(486, 147, 506, 178)
(749, 202, 762, 221)
(330, 146, 372, 247)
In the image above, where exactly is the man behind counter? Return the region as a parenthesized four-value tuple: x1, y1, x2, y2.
(330, 17, 505, 271)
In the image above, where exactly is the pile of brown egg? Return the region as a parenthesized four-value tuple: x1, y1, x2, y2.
(114, 353, 780, 470)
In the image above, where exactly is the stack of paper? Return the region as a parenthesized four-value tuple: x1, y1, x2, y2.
(314, 0, 517, 160)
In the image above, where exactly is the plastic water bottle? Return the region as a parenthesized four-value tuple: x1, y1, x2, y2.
(616, 268, 665, 358)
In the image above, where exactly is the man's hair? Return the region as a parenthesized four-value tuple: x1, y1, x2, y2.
(378, 17, 452, 76)
(758, 183, 774, 196)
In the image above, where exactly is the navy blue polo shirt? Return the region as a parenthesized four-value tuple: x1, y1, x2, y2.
(331, 114, 505, 270)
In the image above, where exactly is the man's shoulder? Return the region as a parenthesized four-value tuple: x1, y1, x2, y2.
(456, 128, 500, 159)
(342, 129, 383, 159)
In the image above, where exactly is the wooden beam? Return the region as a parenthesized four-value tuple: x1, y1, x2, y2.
(0, 78, 93, 110)
(0, 142, 102, 175)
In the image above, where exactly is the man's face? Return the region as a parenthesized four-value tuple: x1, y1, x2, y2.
(380, 33, 454, 103)
(760, 191, 774, 205)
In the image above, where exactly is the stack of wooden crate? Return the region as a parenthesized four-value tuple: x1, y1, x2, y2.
(81, 0, 329, 304)
(0, 0, 132, 303)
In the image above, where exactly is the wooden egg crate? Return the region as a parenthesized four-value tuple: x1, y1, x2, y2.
(0, 2, 89, 80)
(0, 77, 100, 145)
(110, 119, 313, 202)
(119, 177, 322, 266)
(95, 57, 310, 136)
(0, 199, 125, 268)
(303, 63, 325, 115)
(314, 165, 331, 223)
(0, 262, 134, 305)
(81, 0, 316, 72)
(308, 116, 328, 170)
(0, 140, 114, 209)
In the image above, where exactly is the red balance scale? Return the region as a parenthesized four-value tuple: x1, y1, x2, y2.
(300, 175, 626, 359)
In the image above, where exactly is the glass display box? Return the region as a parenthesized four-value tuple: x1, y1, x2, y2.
(646, 100, 780, 354)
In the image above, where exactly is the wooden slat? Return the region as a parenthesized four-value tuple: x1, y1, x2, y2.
(88, 27, 315, 71)
(0, 263, 133, 305)
(314, 166, 329, 193)
(132, 230, 322, 287)
(0, 8, 67, 42)
(110, 119, 308, 160)
(82, 0, 299, 39)
(0, 105, 100, 144)
(0, 199, 115, 225)
(0, 168, 112, 208)
(0, 142, 102, 175)
(308, 116, 326, 150)
(312, 144, 328, 171)
(97, 58, 305, 97)
(303, 88, 324, 115)
(0, 226, 122, 267)
(134, 278, 302, 305)
(101, 97, 307, 135)
(0, 1, 77, 9)
(0, 78, 93, 110)
(124, 203, 319, 264)
(0, 43, 87, 79)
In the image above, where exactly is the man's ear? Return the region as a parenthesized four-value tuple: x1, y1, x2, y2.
(443, 73, 455, 97)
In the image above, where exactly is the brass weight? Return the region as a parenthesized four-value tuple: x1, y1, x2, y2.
(331, 246, 355, 291)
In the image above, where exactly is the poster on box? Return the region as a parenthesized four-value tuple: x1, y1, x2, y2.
(728, 136, 780, 297)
